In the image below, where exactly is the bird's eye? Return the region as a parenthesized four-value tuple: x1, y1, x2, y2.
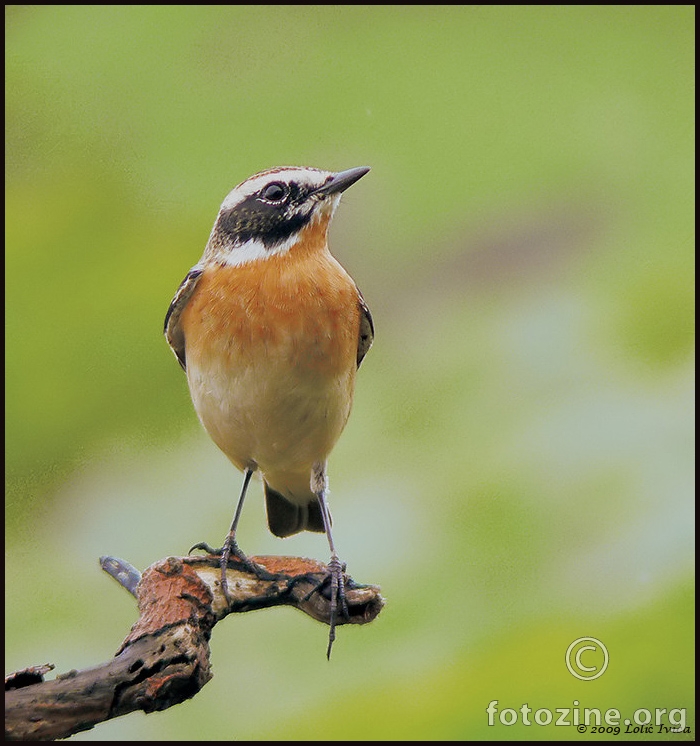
(261, 182, 288, 202)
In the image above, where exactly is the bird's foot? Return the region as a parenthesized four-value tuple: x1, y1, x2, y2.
(325, 554, 349, 659)
(189, 538, 274, 598)
(298, 554, 349, 659)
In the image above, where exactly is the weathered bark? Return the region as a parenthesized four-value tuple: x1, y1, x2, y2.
(5, 554, 383, 741)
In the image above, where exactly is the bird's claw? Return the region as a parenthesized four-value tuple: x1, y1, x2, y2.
(188, 541, 222, 556)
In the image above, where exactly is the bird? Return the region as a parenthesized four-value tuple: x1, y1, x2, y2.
(164, 165, 373, 656)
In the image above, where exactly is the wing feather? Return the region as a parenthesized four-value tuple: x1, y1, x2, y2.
(164, 267, 204, 371)
(357, 290, 374, 367)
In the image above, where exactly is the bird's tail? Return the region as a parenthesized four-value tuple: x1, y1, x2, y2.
(264, 482, 326, 537)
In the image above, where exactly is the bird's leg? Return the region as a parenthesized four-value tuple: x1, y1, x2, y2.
(219, 466, 256, 595)
(312, 462, 349, 659)
(189, 467, 271, 597)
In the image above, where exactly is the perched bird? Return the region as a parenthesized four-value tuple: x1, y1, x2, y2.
(164, 165, 373, 655)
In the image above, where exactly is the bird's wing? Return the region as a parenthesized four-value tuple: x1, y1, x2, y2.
(357, 289, 374, 368)
(164, 266, 204, 372)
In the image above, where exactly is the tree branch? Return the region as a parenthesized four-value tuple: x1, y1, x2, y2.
(5, 554, 384, 741)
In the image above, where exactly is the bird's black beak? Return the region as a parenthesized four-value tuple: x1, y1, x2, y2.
(314, 166, 371, 197)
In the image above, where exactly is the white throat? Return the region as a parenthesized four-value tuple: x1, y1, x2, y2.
(219, 233, 300, 267)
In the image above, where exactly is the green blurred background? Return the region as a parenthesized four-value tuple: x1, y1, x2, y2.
(5, 5, 694, 740)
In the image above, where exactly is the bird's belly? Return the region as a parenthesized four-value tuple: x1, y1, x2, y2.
(187, 354, 354, 493)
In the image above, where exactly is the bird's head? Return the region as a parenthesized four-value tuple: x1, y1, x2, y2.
(203, 166, 370, 266)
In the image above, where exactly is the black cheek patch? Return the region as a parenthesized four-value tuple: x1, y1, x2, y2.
(218, 195, 311, 249)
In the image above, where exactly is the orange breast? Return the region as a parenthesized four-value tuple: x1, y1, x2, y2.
(180, 225, 361, 380)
